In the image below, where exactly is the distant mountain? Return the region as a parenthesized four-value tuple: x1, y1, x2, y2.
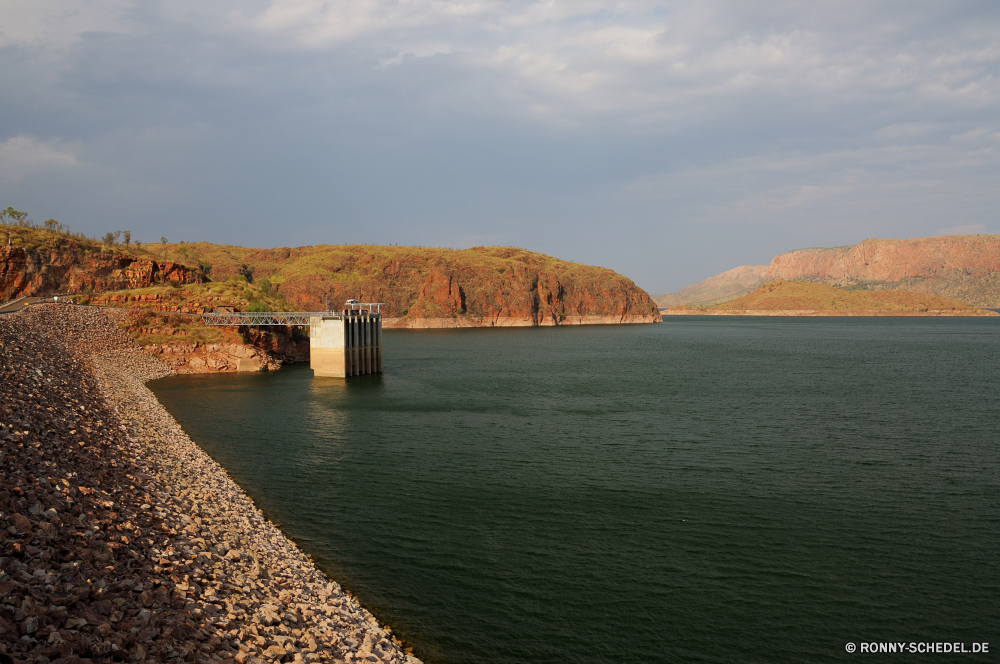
(654, 265, 768, 308)
(664, 280, 995, 316)
(658, 235, 1000, 308)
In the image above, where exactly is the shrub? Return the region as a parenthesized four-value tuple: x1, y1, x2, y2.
(246, 300, 269, 313)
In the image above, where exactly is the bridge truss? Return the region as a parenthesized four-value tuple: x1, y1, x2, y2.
(201, 312, 332, 326)
(200, 306, 384, 327)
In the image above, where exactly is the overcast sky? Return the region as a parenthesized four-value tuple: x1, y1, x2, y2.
(1, 1, 998, 293)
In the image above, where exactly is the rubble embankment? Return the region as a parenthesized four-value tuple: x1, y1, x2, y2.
(0, 304, 420, 664)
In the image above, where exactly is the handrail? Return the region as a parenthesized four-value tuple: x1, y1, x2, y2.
(195, 311, 380, 326)
(202, 310, 382, 326)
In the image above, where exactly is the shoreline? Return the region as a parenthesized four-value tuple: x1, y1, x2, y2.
(1, 304, 421, 664)
(660, 308, 999, 317)
(382, 313, 662, 328)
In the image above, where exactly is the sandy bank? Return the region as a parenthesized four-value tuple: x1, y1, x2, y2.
(1, 304, 420, 664)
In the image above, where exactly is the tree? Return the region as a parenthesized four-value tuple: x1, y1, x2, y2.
(102, 232, 117, 246)
(239, 263, 255, 283)
(3, 207, 28, 227)
(43, 219, 61, 233)
(123, 231, 131, 245)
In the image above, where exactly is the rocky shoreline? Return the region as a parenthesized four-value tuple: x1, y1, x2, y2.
(1, 304, 421, 664)
(661, 308, 999, 316)
(382, 312, 662, 328)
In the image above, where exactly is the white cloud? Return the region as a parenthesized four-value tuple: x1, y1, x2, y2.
(0, 136, 80, 182)
(232, 1, 1000, 126)
(0, 0, 133, 49)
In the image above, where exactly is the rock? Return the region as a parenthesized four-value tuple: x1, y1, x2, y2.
(1, 242, 205, 301)
(661, 235, 1000, 308)
(0, 304, 421, 664)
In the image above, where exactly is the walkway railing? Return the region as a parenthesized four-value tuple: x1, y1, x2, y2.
(201, 312, 335, 326)
(201, 306, 384, 327)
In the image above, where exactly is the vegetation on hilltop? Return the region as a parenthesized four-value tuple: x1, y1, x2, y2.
(83, 277, 294, 346)
(704, 280, 983, 312)
(2, 207, 660, 324)
(135, 241, 659, 321)
(1, 207, 148, 256)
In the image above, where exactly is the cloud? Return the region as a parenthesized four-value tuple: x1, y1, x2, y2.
(229, 0, 1000, 127)
(0, 136, 80, 183)
(0, 0, 133, 49)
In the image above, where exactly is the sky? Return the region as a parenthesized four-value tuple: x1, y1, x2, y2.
(1, 1, 998, 294)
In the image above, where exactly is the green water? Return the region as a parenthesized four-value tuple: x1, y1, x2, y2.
(149, 318, 1000, 663)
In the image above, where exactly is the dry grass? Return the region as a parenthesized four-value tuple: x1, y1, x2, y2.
(711, 280, 980, 312)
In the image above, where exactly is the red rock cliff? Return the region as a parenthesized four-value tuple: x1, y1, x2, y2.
(765, 235, 1000, 307)
(1, 241, 205, 301)
(154, 243, 662, 326)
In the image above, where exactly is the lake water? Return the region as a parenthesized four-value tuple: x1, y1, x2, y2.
(149, 318, 1000, 663)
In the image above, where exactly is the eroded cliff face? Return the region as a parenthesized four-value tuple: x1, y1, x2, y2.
(1, 243, 204, 301)
(145, 243, 662, 325)
(106, 309, 309, 374)
(143, 337, 307, 373)
(660, 235, 1000, 308)
(765, 235, 1000, 307)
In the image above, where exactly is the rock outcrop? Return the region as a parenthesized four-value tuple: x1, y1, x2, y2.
(2, 232, 662, 327)
(1, 242, 205, 301)
(107, 309, 309, 374)
(146, 243, 663, 326)
(141, 331, 310, 374)
(658, 235, 1000, 308)
(766, 235, 1000, 306)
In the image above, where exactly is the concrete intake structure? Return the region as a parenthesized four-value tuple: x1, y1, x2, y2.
(309, 310, 383, 377)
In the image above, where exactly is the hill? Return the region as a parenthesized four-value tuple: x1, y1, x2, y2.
(654, 265, 768, 308)
(1, 231, 204, 299)
(663, 280, 998, 316)
(1, 226, 661, 327)
(656, 235, 1000, 308)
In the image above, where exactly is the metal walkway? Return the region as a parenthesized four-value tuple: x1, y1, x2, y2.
(201, 302, 385, 326)
(201, 312, 334, 326)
